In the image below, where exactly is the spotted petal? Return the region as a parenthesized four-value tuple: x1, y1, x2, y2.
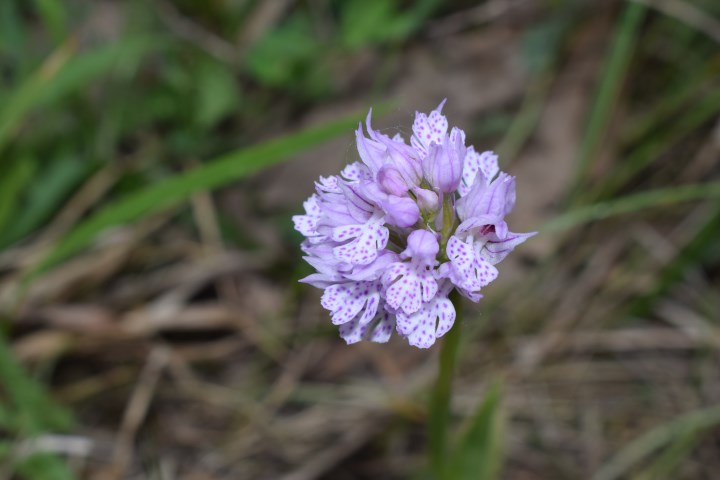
(368, 311, 395, 343)
(341, 162, 371, 182)
(480, 230, 537, 265)
(332, 219, 389, 265)
(397, 294, 456, 349)
(338, 318, 366, 344)
(344, 250, 399, 281)
(292, 194, 322, 237)
(459, 148, 499, 197)
(443, 236, 498, 293)
(321, 281, 381, 325)
(411, 100, 448, 157)
(383, 262, 438, 315)
(433, 295, 456, 338)
(339, 308, 393, 345)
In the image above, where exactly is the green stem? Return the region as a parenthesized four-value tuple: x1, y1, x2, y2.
(428, 291, 463, 478)
(438, 193, 456, 259)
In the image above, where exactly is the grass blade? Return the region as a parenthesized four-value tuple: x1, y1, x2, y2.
(0, 41, 74, 155)
(33, 0, 68, 43)
(633, 429, 699, 480)
(573, 2, 646, 193)
(0, 36, 160, 156)
(29, 109, 373, 279)
(592, 405, 720, 480)
(0, 335, 75, 477)
(0, 335, 72, 433)
(541, 181, 720, 232)
(593, 87, 720, 199)
(0, 155, 91, 247)
(0, 157, 35, 234)
(15, 453, 76, 480)
(447, 382, 504, 480)
(630, 208, 720, 316)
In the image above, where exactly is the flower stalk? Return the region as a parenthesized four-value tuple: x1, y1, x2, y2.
(428, 289, 463, 477)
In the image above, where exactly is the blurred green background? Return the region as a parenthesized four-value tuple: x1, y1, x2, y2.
(1, 0, 719, 478)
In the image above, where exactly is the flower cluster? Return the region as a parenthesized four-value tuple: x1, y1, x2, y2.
(294, 101, 535, 348)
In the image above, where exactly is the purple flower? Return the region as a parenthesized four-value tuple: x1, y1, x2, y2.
(396, 283, 456, 348)
(412, 100, 448, 157)
(422, 127, 466, 193)
(458, 147, 499, 197)
(383, 230, 440, 315)
(438, 236, 497, 302)
(331, 215, 389, 265)
(295, 101, 535, 348)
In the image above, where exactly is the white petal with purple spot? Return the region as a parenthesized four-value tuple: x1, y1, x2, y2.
(321, 281, 381, 325)
(459, 148, 499, 197)
(383, 262, 438, 315)
(292, 194, 322, 237)
(397, 293, 456, 349)
(332, 219, 389, 266)
(368, 312, 395, 343)
(445, 236, 498, 292)
(411, 100, 448, 156)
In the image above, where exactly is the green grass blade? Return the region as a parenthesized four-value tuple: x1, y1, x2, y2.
(0, 41, 72, 155)
(0, 440, 9, 460)
(0, 157, 35, 234)
(0, 335, 75, 478)
(633, 429, 699, 480)
(0, 403, 12, 428)
(33, 0, 68, 43)
(0, 335, 72, 433)
(29, 110, 372, 279)
(541, 181, 720, 232)
(0, 1, 27, 61)
(620, 62, 720, 147)
(497, 72, 552, 163)
(629, 208, 720, 316)
(573, 2, 646, 193)
(447, 382, 504, 480)
(0, 156, 91, 248)
(0, 36, 160, 156)
(16, 453, 76, 480)
(592, 405, 720, 480)
(593, 87, 720, 200)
